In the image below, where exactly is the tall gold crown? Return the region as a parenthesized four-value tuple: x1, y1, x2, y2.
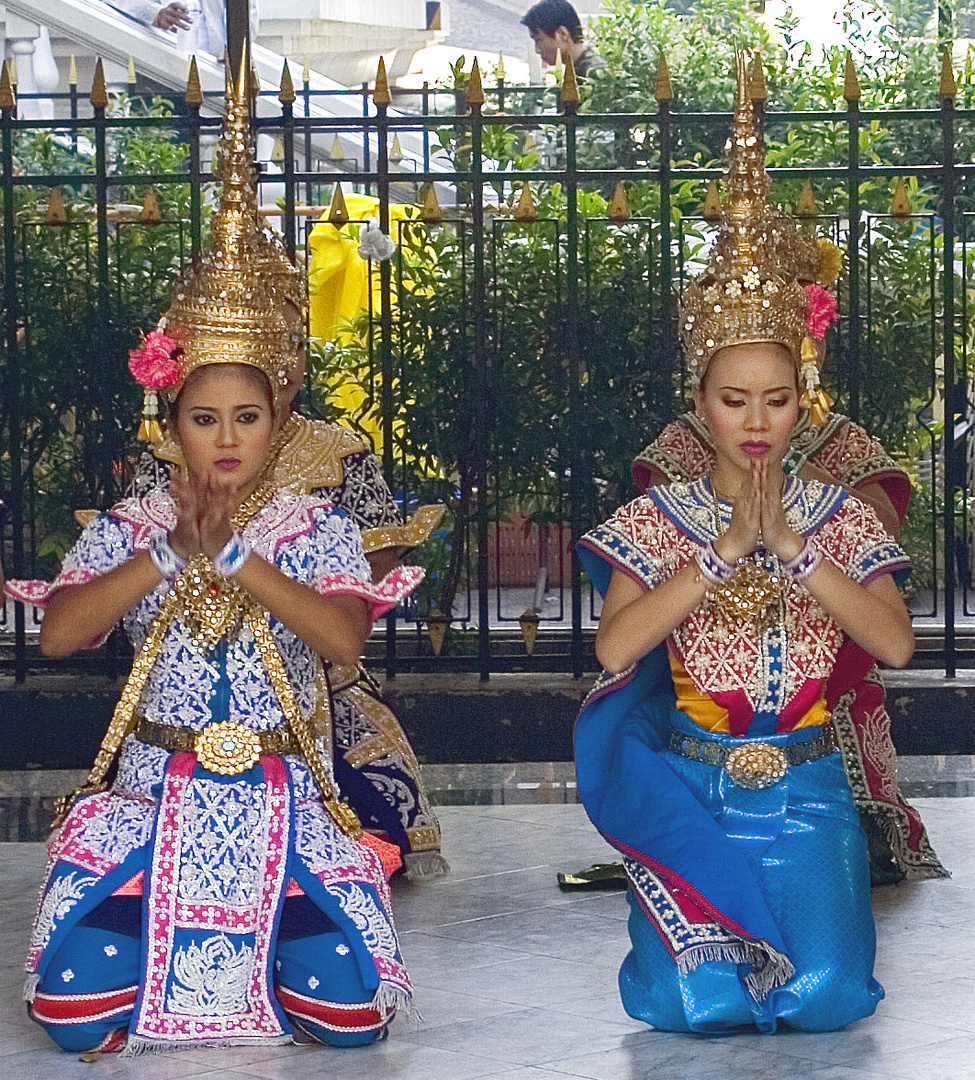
(160, 48, 291, 400)
(679, 51, 817, 384)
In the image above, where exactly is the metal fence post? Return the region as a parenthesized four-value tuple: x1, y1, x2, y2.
(941, 60, 958, 677)
(1, 63, 26, 680)
(468, 62, 491, 681)
(374, 60, 398, 678)
(844, 57, 862, 424)
(562, 61, 584, 678)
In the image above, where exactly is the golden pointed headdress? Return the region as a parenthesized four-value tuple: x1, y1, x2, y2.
(679, 52, 824, 400)
(135, 48, 291, 407)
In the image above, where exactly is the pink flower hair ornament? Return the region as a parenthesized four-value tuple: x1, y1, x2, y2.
(805, 283, 839, 341)
(128, 330, 182, 389)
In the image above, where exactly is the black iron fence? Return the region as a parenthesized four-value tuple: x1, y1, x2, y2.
(0, 61, 972, 680)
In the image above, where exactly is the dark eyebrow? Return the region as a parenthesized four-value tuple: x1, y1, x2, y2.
(718, 385, 793, 393)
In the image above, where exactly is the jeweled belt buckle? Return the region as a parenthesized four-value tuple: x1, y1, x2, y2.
(194, 721, 262, 775)
(724, 742, 789, 790)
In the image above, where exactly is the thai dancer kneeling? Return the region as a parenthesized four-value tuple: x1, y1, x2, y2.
(575, 54, 914, 1034)
(11, 69, 420, 1055)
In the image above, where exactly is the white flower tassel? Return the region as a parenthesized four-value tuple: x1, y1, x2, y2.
(798, 336, 833, 427)
(358, 218, 396, 262)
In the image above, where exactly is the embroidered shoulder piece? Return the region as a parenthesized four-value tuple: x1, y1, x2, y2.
(108, 492, 177, 549)
(812, 418, 908, 489)
(632, 414, 714, 487)
(314, 567, 424, 620)
(816, 497, 911, 586)
(270, 415, 367, 493)
(649, 477, 846, 545)
(362, 504, 445, 554)
(580, 497, 684, 593)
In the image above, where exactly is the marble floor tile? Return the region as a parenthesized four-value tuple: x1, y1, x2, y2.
(1, 800, 972, 1080)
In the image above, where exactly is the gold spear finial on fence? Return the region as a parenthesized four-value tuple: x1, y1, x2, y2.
(843, 53, 860, 103)
(303, 56, 310, 83)
(561, 54, 580, 105)
(467, 58, 485, 106)
(139, 189, 161, 224)
(421, 184, 442, 224)
(0, 62, 14, 111)
(427, 609, 449, 656)
(796, 180, 817, 217)
(940, 49, 957, 101)
(328, 184, 350, 226)
(9, 57, 18, 88)
(519, 609, 540, 654)
(608, 181, 630, 224)
(749, 54, 767, 102)
(127, 56, 136, 85)
(702, 179, 722, 221)
(514, 181, 537, 223)
(890, 180, 912, 220)
(374, 57, 392, 107)
(68, 55, 77, 86)
(279, 60, 296, 104)
(497, 52, 506, 82)
(186, 56, 203, 106)
(329, 135, 344, 160)
(47, 187, 68, 226)
(389, 134, 403, 162)
(655, 54, 673, 104)
(91, 58, 108, 108)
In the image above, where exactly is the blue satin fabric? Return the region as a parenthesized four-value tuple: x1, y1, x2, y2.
(619, 716, 883, 1033)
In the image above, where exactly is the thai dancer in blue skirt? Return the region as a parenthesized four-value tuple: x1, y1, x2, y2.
(10, 69, 420, 1055)
(575, 53, 914, 1034)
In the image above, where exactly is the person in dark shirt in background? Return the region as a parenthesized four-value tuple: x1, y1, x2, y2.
(522, 0, 606, 77)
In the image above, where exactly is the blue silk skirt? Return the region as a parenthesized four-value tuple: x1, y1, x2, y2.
(618, 713, 884, 1034)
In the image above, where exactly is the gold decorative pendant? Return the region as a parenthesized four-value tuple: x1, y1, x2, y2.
(172, 556, 251, 653)
(707, 559, 784, 623)
(725, 742, 789, 790)
(194, 720, 263, 774)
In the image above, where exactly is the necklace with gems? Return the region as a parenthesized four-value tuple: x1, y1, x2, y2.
(703, 478, 785, 627)
(175, 478, 278, 653)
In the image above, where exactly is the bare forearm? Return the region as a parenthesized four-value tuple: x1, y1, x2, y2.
(803, 561, 914, 667)
(40, 552, 162, 657)
(235, 556, 370, 665)
(596, 563, 707, 673)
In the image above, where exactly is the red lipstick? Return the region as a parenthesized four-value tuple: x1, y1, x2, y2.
(741, 442, 771, 457)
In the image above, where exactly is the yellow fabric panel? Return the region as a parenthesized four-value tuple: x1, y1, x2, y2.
(307, 194, 417, 452)
(669, 653, 731, 734)
(668, 653, 830, 734)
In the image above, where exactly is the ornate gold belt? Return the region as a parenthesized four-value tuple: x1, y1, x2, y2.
(667, 725, 837, 790)
(136, 718, 299, 774)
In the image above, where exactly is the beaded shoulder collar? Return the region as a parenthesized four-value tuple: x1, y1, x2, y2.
(648, 476, 847, 545)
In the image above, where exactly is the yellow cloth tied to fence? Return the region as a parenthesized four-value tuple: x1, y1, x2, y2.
(307, 194, 417, 453)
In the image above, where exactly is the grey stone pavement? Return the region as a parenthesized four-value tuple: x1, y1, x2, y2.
(1, 795, 973, 1079)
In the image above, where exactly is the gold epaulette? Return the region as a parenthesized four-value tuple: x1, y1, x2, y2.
(271, 415, 367, 493)
(362, 504, 445, 554)
(75, 509, 98, 529)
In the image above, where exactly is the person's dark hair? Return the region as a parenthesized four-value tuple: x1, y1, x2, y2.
(521, 0, 584, 43)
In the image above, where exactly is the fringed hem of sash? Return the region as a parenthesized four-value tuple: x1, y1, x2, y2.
(122, 1033, 293, 1057)
(373, 983, 422, 1025)
(676, 942, 795, 1002)
(403, 850, 450, 881)
(23, 973, 39, 1003)
(902, 862, 951, 882)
